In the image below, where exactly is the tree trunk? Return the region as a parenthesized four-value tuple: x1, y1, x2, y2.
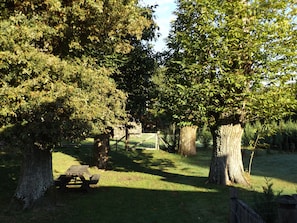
(208, 123, 248, 185)
(178, 125, 198, 156)
(11, 147, 54, 210)
(93, 134, 110, 169)
(125, 127, 129, 151)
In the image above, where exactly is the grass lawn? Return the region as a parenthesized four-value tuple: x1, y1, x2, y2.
(0, 139, 297, 223)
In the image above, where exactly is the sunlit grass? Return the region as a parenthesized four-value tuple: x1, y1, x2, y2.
(51, 145, 231, 223)
(52, 152, 80, 178)
(247, 151, 297, 195)
(1, 139, 297, 223)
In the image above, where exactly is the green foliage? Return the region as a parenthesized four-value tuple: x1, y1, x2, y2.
(242, 122, 258, 148)
(153, 66, 206, 126)
(160, 0, 297, 128)
(114, 5, 158, 125)
(243, 120, 297, 151)
(264, 120, 297, 151)
(0, 0, 151, 150)
(197, 124, 212, 149)
(253, 178, 280, 223)
(242, 121, 274, 149)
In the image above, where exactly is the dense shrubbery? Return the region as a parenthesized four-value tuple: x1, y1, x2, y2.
(243, 120, 297, 152)
(197, 120, 297, 152)
(197, 124, 212, 149)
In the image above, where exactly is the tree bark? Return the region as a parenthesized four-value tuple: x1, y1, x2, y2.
(208, 123, 248, 185)
(93, 134, 110, 169)
(178, 125, 198, 156)
(11, 147, 54, 210)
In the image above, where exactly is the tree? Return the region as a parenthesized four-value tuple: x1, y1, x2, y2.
(165, 0, 297, 184)
(178, 125, 198, 156)
(114, 4, 159, 130)
(0, 0, 151, 209)
(153, 46, 205, 156)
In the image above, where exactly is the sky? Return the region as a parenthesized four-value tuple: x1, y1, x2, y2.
(141, 0, 177, 52)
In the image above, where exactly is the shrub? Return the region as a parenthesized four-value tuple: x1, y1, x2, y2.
(198, 124, 212, 149)
(242, 122, 258, 148)
(253, 178, 281, 223)
(243, 119, 297, 152)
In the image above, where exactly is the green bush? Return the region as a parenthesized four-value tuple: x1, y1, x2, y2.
(243, 120, 297, 152)
(253, 178, 280, 223)
(160, 123, 179, 152)
(197, 124, 212, 149)
(242, 122, 258, 148)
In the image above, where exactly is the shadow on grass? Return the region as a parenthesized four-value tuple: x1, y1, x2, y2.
(109, 149, 212, 188)
(178, 148, 212, 168)
(54, 145, 207, 188)
(0, 185, 230, 223)
(180, 147, 297, 186)
(54, 141, 297, 187)
(54, 143, 94, 166)
(0, 146, 278, 223)
(241, 149, 297, 186)
(110, 149, 175, 171)
(62, 185, 230, 223)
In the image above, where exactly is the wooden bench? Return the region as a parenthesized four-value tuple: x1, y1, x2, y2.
(55, 165, 100, 190)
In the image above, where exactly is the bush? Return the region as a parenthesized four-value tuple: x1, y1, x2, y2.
(243, 120, 297, 152)
(242, 122, 258, 148)
(198, 124, 212, 149)
(253, 178, 281, 223)
(160, 124, 179, 152)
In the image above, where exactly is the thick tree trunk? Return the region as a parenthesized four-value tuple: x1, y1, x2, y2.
(178, 125, 198, 156)
(12, 147, 54, 210)
(208, 123, 248, 185)
(93, 134, 110, 169)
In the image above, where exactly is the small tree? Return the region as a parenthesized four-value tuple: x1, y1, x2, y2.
(254, 178, 280, 223)
(153, 65, 204, 156)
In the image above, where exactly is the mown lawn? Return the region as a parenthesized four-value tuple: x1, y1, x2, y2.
(0, 139, 297, 223)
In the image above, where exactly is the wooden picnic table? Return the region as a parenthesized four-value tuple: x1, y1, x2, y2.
(55, 165, 100, 190)
(66, 165, 90, 177)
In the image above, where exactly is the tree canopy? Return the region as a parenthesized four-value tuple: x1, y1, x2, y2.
(156, 0, 297, 184)
(0, 0, 152, 149)
(0, 0, 153, 209)
(161, 0, 297, 128)
(114, 5, 159, 128)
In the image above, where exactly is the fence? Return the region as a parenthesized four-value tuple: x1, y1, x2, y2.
(111, 131, 171, 151)
(111, 132, 158, 150)
(230, 188, 297, 223)
(230, 188, 266, 223)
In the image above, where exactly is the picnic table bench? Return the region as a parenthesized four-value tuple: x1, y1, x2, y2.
(55, 165, 100, 190)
